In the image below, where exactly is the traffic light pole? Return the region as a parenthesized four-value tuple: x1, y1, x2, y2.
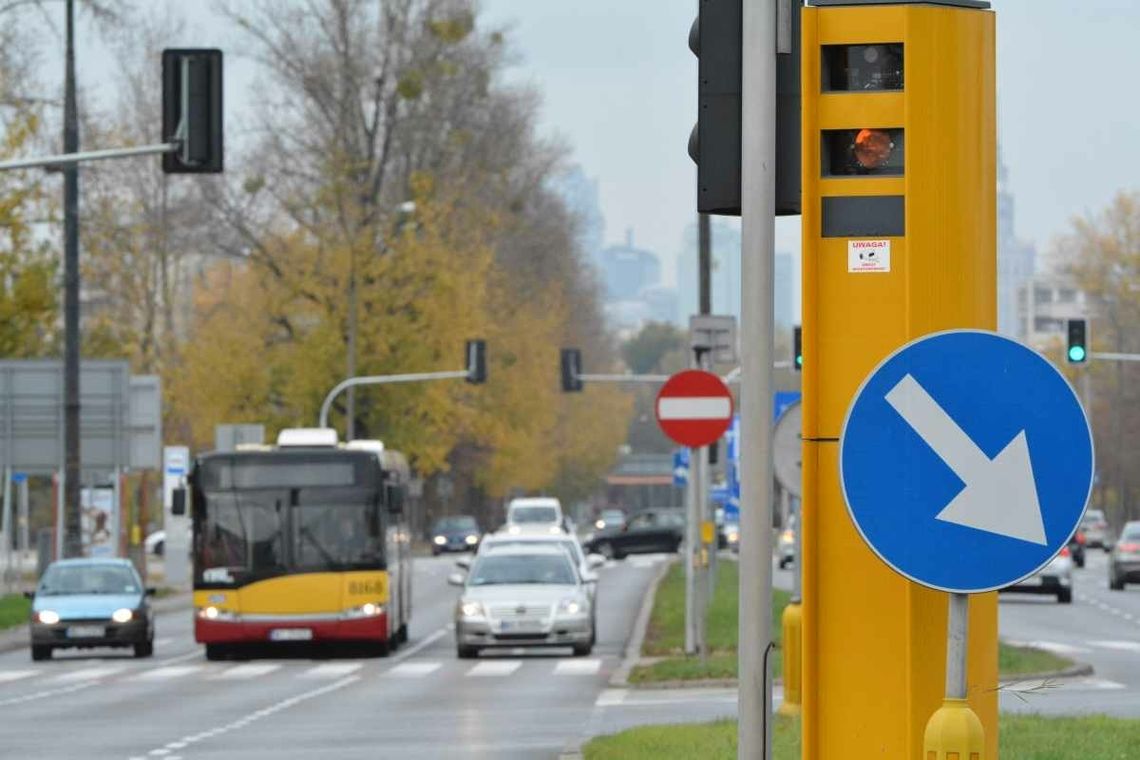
(738, 0, 777, 756)
(0, 143, 180, 172)
(62, 0, 81, 559)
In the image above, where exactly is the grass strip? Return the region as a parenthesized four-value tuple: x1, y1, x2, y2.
(0, 593, 30, 631)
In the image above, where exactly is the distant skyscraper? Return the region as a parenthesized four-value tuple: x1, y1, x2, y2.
(551, 165, 605, 267)
(599, 230, 661, 302)
(996, 149, 1037, 338)
(677, 220, 742, 323)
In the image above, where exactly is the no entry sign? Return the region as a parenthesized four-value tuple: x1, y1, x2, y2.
(655, 370, 734, 448)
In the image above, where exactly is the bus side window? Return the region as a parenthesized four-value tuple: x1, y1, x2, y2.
(387, 485, 405, 515)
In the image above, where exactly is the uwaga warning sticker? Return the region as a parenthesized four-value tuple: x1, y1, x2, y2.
(848, 239, 891, 273)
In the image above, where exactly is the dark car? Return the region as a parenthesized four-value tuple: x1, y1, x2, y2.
(431, 515, 482, 556)
(26, 558, 155, 661)
(584, 508, 684, 559)
(1067, 527, 1086, 568)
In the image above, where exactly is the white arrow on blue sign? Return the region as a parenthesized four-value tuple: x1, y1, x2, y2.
(840, 330, 1094, 594)
(673, 448, 690, 487)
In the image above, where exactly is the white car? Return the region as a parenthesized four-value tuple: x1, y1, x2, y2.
(505, 497, 566, 534)
(144, 531, 165, 557)
(1000, 546, 1074, 603)
(456, 531, 605, 599)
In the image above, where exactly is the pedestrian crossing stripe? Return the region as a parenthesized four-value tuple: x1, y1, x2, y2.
(386, 662, 441, 678)
(466, 660, 522, 677)
(131, 665, 203, 680)
(300, 663, 363, 678)
(210, 663, 281, 680)
(0, 670, 37, 683)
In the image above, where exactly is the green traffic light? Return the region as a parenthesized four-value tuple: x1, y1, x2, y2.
(796, 355, 803, 367)
(1068, 345, 1086, 363)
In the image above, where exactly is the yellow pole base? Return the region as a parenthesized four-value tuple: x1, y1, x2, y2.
(922, 698, 985, 760)
(776, 600, 802, 717)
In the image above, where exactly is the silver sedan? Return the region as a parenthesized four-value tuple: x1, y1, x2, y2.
(448, 545, 595, 658)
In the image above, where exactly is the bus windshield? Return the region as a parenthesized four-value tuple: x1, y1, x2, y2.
(196, 491, 383, 582)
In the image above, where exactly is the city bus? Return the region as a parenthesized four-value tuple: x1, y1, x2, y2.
(186, 429, 412, 660)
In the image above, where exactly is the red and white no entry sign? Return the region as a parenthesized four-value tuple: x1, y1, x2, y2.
(655, 369, 734, 448)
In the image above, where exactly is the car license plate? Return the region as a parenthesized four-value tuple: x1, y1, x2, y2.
(499, 620, 542, 633)
(67, 625, 104, 638)
(269, 628, 313, 641)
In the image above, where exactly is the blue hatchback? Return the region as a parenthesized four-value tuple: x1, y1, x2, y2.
(26, 558, 155, 661)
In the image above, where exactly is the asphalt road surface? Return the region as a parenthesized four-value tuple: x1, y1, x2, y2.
(0, 553, 703, 760)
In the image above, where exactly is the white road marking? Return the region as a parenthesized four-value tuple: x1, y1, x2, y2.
(211, 663, 281, 680)
(385, 661, 442, 678)
(155, 650, 202, 666)
(1089, 640, 1140, 652)
(154, 638, 174, 648)
(51, 665, 125, 683)
(301, 663, 363, 679)
(554, 658, 602, 675)
(131, 665, 203, 681)
(466, 660, 522, 677)
(0, 680, 95, 707)
(1005, 639, 1092, 655)
(0, 670, 38, 683)
(628, 554, 668, 568)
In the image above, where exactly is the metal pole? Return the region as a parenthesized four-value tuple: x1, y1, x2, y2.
(946, 593, 969, 699)
(684, 443, 698, 655)
(739, 0, 777, 756)
(699, 212, 718, 622)
(699, 213, 712, 315)
(318, 370, 471, 429)
(62, 0, 82, 559)
(577, 373, 673, 383)
(0, 142, 178, 172)
(346, 248, 357, 442)
(1090, 351, 1140, 362)
(2, 467, 11, 586)
(18, 476, 29, 556)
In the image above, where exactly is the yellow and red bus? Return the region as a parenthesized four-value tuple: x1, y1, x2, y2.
(188, 430, 411, 659)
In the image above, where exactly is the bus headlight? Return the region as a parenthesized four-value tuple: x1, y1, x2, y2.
(197, 606, 238, 622)
(111, 608, 134, 623)
(344, 603, 385, 619)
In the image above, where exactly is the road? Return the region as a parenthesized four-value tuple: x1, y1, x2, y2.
(0, 552, 715, 760)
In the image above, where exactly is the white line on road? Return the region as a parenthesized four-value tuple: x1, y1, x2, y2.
(154, 650, 203, 666)
(51, 665, 125, 683)
(211, 663, 281, 680)
(0, 680, 95, 707)
(385, 661, 442, 678)
(1089, 640, 1140, 653)
(0, 670, 37, 683)
(130, 665, 203, 681)
(553, 659, 602, 675)
(466, 660, 522, 677)
(301, 663, 363, 679)
(1004, 639, 1092, 655)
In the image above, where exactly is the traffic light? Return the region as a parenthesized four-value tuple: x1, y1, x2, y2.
(687, 0, 799, 216)
(793, 325, 803, 371)
(465, 340, 486, 384)
(560, 349, 583, 392)
(1066, 319, 1088, 364)
(162, 49, 223, 174)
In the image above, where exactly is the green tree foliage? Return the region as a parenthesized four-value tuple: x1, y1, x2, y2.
(621, 322, 686, 375)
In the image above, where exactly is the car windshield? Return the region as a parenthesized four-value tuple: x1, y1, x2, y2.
(601, 510, 624, 522)
(468, 553, 577, 586)
(658, 512, 685, 527)
(511, 506, 558, 524)
(1084, 510, 1106, 524)
(435, 517, 477, 532)
(38, 565, 139, 596)
(1120, 526, 1140, 541)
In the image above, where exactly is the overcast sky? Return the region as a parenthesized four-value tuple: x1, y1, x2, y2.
(60, 0, 1140, 308)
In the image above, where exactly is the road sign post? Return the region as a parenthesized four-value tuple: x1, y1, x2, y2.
(800, 2, 1000, 756)
(841, 330, 1094, 759)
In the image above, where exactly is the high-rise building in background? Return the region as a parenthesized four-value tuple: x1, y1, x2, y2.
(997, 149, 1037, 339)
(599, 230, 661, 302)
(676, 220, 794, 328)
(551, 165, 606, 267)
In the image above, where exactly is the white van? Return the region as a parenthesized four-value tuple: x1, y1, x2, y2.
(506, 497, 565, 534)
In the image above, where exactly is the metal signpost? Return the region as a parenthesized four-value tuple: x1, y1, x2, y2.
(840, 330, 1094, 757)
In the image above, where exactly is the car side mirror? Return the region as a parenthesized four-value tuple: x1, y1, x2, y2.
(22, 590, 34, 600)
(455, 557, 471, 570)
(587, 554, 606, 570)
(447, 572, 466, 587)
(145, 587, 158, 597)
(171, 487, 187, 516)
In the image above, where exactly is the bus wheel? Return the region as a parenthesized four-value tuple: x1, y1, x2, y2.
(370, 639, 390, 657)
(204, 644, 231, 661)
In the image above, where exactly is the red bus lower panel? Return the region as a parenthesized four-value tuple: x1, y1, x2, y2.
(195, 614, 388, 644)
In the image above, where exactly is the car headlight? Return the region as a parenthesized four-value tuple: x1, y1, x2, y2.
(780, 530, 794, 543)
(465, 534, 479, 545)
(595, 519, 605, 530)
(36, 610, 60, 625)
(459, 600, 484, 618)
(727, 530, 740, 543)
(197, 606, 239, 622)
(548, 526, 561, 535)
(111, 608, 134, 624)
(433, 535, 447, 545)
(344, 602, 386, 619)
(558, 597, 586, 616)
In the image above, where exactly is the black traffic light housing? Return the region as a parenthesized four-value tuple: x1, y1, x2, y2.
(793, 325, 803, 371)
(688, 0, 800, 216)
(1066, 319, 1088, 364)
(560, 349, 583, 393)
(162, 49, 223, 174)
(465, 340, 487, 384)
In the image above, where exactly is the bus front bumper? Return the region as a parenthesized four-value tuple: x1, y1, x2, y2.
(195, 610, 388, 644)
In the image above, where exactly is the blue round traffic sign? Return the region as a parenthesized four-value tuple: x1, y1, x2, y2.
(840, 330, 1094, 594)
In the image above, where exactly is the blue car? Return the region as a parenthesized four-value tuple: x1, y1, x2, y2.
(26, 558, 156, 661)
(431, 516, 482, 555)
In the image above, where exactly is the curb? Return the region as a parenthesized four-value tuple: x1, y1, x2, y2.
(608, 557, 674, 688)
(0, 593, 192, 656)
(999, 661, 1094, 684)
